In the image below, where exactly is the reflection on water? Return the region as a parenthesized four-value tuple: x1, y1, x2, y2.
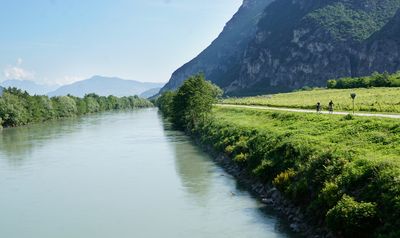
(0, 113, 110, 166)
(164, 125, 213, 201)
(0, 109, 298, 238)
(165, 120, 299, 238)
(0, 118, 78, 166)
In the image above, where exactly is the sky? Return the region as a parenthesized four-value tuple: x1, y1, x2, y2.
(0, 0, 242, 85)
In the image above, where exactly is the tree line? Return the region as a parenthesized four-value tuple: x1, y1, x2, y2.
(0, 87, 153, 128)
(327, 71, 400, 89)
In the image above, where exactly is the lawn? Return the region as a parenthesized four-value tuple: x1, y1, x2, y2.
(222, 87, 400, 113)
(212, 107, 400, 160)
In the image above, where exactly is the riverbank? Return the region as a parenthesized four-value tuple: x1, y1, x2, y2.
(189, 107, 400, 238)
(0, 109, 297, 238)
(155, 76, 400, 237)
(197, 140, 333, 237)
(0, 88, 153, 128)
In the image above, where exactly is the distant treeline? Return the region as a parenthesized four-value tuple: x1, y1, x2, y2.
(327, 71, 400, 89)
(0, 87, 153, 128)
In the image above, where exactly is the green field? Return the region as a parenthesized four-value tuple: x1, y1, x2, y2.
(222, 87, 400, 113)
(211, 107, 400, 160)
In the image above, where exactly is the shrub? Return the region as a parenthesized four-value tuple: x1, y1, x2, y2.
(326, 195, 378, 237)
(273, 169, 296, 192)
(342, 114, 354, 120)
(234, 153, 248, 164)
(327, 71, 400, 89)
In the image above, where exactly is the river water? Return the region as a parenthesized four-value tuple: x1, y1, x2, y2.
(0, 109, 296, 238)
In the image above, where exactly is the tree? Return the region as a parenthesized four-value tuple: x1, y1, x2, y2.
(52, 96, 78, 118)
(0, 92, 29, 127)
(171, 74, 222, 130)
(156, 91, 176, 117)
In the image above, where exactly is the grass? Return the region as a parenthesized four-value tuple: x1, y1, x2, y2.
(195, 106, 400, 237)
(222, 87, 400, 113)
(212, 107, 400, 160)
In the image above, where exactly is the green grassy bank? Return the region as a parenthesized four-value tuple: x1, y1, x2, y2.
(157, 74, 400, 237)
(0, 88, 153, 128)
(194, 107, 400, 237)
(222, 88, 400, 113)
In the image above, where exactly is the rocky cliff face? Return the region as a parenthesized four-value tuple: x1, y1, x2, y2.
(356, 9, 400, 75)
(162, 0, 400, 96)
(227, 0, 400, 95)
(160, 0, 274, 92)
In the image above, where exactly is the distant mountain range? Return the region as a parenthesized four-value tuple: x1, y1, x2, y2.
(0, 76, 164, 98)
(161, 0, 400, 96)
(140, 87, 162, 98)
(1, 79, 58, 95)
(48, 76, 163, 98)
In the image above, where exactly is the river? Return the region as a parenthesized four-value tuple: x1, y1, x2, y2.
(0, 109, 297, 238)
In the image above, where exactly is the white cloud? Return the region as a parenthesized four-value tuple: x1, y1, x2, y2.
(3, 58, 35, 80)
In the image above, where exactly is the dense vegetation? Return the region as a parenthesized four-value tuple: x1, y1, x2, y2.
(222, 87, 400, 113)
(306, 1, 400, 42)
(158, 74, 400, 237)
(156, 74, 222, 130)
(0, 88, 153, 128)
(327, 71, 400, 89)
(197, 107, 400, 238)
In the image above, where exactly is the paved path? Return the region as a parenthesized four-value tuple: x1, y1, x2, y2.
(216, 104, 400, 119)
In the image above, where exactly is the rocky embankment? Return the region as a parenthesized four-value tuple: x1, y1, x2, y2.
(200, 142, 334, 238)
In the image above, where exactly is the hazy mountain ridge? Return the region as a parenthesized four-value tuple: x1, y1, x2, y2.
(140, 87, 162, 98)
(0, 79, 58, 95)
(162, 0, 400, 96)
(47, 76, 164, 97)
(1, 77, 164, 98)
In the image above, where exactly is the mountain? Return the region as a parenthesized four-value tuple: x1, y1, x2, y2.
(160, 0, 274, 93)
(48, 76, 164, 97)
(140, 87, 161, 98)
(1, 79, 57, 95)
(162, 0, 400, 96)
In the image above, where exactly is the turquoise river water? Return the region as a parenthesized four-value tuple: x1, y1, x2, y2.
(0, 109, 298, 238)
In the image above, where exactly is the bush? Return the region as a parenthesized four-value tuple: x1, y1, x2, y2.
(327, 71, 400, 89)
(273, 169, 296, 192)
(326, 195, 378, 237)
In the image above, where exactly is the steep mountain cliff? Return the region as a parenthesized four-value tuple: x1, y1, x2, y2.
(160, 0, 274, 92)
(162, 0, 400, 96)
(227, 0, 400, 95)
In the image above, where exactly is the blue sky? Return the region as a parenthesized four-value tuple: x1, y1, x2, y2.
(0, 0, 242, 85)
